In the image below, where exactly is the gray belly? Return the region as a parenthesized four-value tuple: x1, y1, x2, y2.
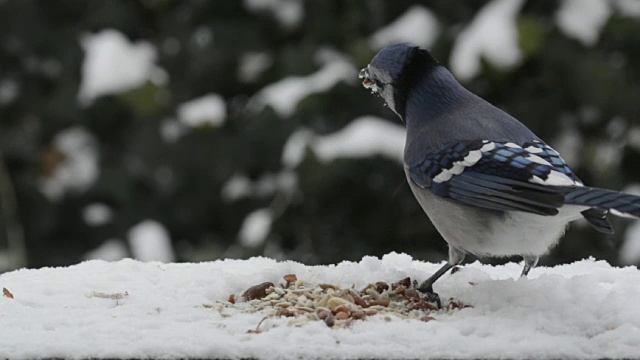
(404, 170, 582, 257)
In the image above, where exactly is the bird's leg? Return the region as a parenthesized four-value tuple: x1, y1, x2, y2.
(416, 262, 453, 308)
(417, 247, 465, 308)
(520, 254, 539, 277)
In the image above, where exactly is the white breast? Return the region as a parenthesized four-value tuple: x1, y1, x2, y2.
(474, 206, 583, 257)
(405, 170, 585, 257)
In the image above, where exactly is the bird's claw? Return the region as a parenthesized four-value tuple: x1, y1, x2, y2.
(416, 283, 442, 309)
(424, 291, 442, 309)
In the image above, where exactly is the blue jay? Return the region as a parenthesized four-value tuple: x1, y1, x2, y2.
(360, 42, 640, 304)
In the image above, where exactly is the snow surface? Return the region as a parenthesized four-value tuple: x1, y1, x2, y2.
(282, 116, 406, 168)
(450, 0, 524, 81)
(2, 253, 640, 359)
(369, 5, 439, 50)
(177, 93, 227, 128)
(78, 30, 160, 105)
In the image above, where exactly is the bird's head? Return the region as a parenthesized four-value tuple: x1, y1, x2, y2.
(359, 42, 440, 120)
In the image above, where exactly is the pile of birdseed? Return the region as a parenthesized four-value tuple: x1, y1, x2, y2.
(205, 274, 470, 331)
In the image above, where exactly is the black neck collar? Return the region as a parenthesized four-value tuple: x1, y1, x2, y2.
(394, 49, 441, 120)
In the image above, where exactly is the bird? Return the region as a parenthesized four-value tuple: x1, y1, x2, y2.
(360, 42, 640, 305)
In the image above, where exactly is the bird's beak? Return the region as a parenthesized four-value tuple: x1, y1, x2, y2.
(359, 67, 375, 89)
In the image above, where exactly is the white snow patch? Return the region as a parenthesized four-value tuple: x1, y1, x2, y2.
(250, 52, 357, 117)
(243, 0, 303, 28)
(369, 5, 439, 49)
(84, 239, 129, 262)
(191, 26, 213, 48)
(614, 0, 640, 17)
(238, 52, 273, 83)
(1, 256, 640, 358)
(555, 0, 640, 47)
(78, 29, 160, 105)
(450, 0, 525, 81)
(606, 116, 627, 139)
(313, 117, 405, 163)
(0, 252, 10, 273)
(39, 127, 99, 201)
(221, 173, 253, 201)
(622, 184, 640, 197)
(82, 203, 114, 226)
(593, 141, 622, 173)
(222, 171, 297, 202)
(553, 124, 583, 168)
(282, 117, 405, 167)
(254, 172, 297, 198)
(127, 220, 175, 263)
(282, 129, 314, 168)
(626, 126, 640, 152)
(238, 208, 273, 248)
(556, 0, 612, 46)
(620, 221, 640, 265)
(177, 93, 226, 128)
(0, 79, 19, 105)
(160, 118, 188, 143)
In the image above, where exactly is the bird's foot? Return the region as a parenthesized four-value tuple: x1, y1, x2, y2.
(416, 283, 442, 309)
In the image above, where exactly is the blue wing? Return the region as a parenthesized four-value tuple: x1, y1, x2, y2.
(407, 140, 583, 216)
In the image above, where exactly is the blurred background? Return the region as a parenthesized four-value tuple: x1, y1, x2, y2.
(2, 0, 640, 272)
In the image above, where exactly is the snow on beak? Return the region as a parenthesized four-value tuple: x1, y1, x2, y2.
(359, 67, 375, 89)
(359, 66, 380, 94)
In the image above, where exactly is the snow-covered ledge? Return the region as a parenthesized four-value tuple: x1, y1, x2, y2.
(1, 253, 639, 359)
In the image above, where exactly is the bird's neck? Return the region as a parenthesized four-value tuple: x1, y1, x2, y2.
(402, 66, 474, 129)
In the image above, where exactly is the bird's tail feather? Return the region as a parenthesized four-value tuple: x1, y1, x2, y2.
(565, 187, 640, 218)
